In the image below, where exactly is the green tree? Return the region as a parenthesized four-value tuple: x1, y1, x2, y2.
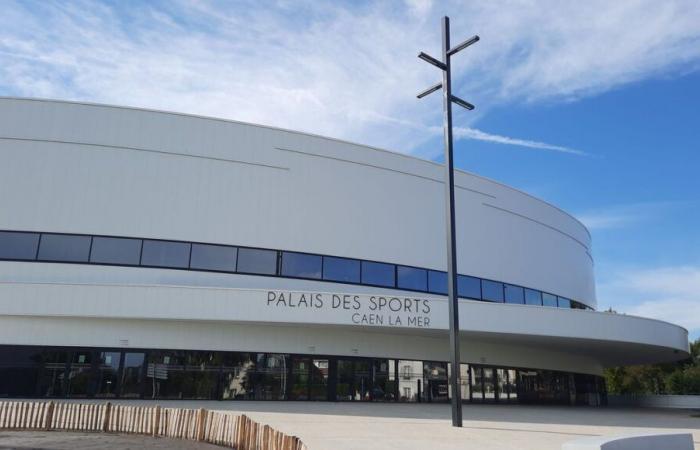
(604, 338, 699, 395)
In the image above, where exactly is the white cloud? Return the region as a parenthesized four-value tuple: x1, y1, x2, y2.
(597, 266, 700, 338)
(576, 202, 679, 231)
(577, 212, 640, 231)
(451, 126, 585, 155)
(0, 0, 698, 155)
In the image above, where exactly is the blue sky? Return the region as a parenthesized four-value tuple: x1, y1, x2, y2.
(0, 1, 698, 338)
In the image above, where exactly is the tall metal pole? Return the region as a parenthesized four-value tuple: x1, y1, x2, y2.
(417, 15, 479, 428)
(441, 16, 462, 428)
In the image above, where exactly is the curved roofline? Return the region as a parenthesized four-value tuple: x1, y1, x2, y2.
(0, 96, 591, 240)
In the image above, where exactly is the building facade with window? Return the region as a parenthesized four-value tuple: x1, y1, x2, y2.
(0, 97, 689, 405)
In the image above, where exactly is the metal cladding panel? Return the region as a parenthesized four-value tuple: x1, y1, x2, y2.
(0, 97, 595, 307)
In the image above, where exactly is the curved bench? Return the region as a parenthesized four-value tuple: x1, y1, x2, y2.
(562, 432, 694, 450)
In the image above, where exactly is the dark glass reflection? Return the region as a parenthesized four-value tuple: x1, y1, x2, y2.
(458, 275, 481, 299)
(323, 256, 360, 283)
(141, 240, 190, 268)
(397, 266, 427, 291)
(95, 351, 121, 398)
(0, 231, 40, 260)
(542, 293, 558, 307)
(38, 234, 91, 262)
(571, 300, 587, 310)
(237, 248, 277, 275)
(90, 237, 142, 265)
(282, 252, 322, 279)
(66, 351, 93, 397)
(361, 261, 395, 287)
(190, 243, 237, 272)
(481, 280, 504, 302)
(504, 284, 524, 304)
(524, 288, 542, 306)
(428, 270, 447, 295)
(120, 353, 145, 398)
(557, 297, 572, 308)
(0, 347, 41, 397)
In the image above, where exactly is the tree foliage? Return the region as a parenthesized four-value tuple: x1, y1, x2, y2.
(604, 339, 700, 395)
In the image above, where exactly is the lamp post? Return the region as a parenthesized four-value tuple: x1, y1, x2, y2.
(417, 16, 479, 428)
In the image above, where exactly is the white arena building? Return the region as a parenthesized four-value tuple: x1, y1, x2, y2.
(0, 97, 689, 405)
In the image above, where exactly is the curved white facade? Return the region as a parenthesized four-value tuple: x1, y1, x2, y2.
(0, 98, 689, 403)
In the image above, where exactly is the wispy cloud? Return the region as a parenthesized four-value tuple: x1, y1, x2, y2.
(576, 202, 685, 231)
(597, 266, 700, 338)
(451, 127, 586, 155)
(0, 0, 698, 155)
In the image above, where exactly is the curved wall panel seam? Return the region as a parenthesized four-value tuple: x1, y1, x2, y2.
(482, 202, 592, 256)
(0, 136, 289, 171)
(274, 145, 497, 199)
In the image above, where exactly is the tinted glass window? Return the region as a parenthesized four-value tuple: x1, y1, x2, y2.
(190, 244, 237, 272)
(90, 237, 142, 265)
(428, 270, 448, 294)
(524, 289, 542, 306)
(281, 252, 322, 279)
(542, 293, 558, 307)
(37, 234, 91, 262)
(504, 284, 524, 304)
(0, 231, 40, 260)
(237, 248, 277, 275)
(361, 261, 395, 287)
(571, 300, 587, 310)
(458, 275, 481, 299)
(557, 297, 572, 308)
(397, 266, 427, 291)
(481, 280, 504, 302)
(323, 256, 360, 283)
(140, 240, 190, 268)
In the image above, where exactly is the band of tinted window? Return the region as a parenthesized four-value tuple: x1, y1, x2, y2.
(0, 230, 593, 310)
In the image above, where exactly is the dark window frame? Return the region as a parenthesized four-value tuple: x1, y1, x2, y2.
(235, 247, 279, 276)
(89, 236, 143, 266)
(36, 233, 93, 263)
(281, 251, 323, 280)
(189, 243, 238, 273)
(481, 279, 505, 303)
(0, 231, 41, 261)
(396, 265, 428, 292)
(139, 239, 192, 269)
(323, 256, 361, 283)
(0, 229, 593, 311)
(360, 260, 396, 288)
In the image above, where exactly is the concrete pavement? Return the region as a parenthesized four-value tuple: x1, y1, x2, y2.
(43, 400, 699, 450)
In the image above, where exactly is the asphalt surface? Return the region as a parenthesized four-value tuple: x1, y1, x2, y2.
(0, 431, 223, 450)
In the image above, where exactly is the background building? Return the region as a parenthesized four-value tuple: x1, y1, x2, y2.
(0, 98, 689, 404)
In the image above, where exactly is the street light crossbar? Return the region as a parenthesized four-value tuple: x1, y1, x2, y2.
(451, 94, 475, 110)
(417, 82, 443, 99)
(418, 51, 446, 70)
(447, 35, 480, 56)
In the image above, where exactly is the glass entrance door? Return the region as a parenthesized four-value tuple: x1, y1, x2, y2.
(310, 359, 329, 400)
(289, 357, 310, 400)
(483, 368, 496, 402)
(353, 360, 371, 401)
(471, 366, 484, 402)
(424, 362, 448, 402)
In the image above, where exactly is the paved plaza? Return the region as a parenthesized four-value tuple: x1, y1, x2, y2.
(31, 400, 699, 450)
